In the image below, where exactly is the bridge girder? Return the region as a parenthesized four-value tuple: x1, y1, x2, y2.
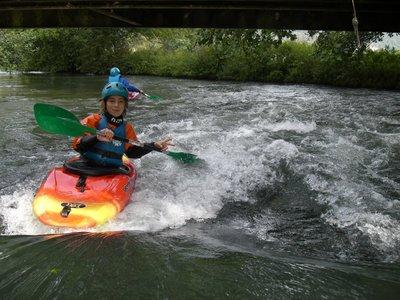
(0, 1, 399, 32)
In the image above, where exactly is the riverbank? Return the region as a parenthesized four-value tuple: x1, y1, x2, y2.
(1, 29, 399, 90)
(122, 43, 400, 90)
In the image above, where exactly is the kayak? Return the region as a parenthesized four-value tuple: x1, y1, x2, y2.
(33, 156, 137, 228)
(128, 91, 141, 101)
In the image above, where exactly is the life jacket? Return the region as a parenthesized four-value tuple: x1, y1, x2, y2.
(83, 115, 126, 167)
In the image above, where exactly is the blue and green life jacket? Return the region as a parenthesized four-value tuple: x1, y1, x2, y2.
(83, 115, 126, 167)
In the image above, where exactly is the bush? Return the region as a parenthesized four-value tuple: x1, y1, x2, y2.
(0, 28, 399, 90)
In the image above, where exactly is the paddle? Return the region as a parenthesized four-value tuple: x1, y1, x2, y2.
(142, 92, 162, 101)
(34, 103, 79, 122)
(33, 103, 198, 164)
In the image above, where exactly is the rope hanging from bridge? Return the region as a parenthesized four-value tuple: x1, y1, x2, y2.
(351, 0, 361, 48)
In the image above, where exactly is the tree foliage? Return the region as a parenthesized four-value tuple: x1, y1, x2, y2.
(0, 28, 399, 89)
(0, 28, 133, 73)
(196, 29, 296, 48)
(310, 31, 386, 58)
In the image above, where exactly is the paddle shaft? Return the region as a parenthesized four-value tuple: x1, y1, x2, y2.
(106, 132, 162, 152)
(95, 130, 197, 162)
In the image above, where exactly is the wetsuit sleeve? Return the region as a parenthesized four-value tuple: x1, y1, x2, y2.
(126, 143, 157, 159)
(124, 123, 157, 158)
(72, 114, 101, 151)
(120, 77, 140, 93)
(75, 136, 98, 153)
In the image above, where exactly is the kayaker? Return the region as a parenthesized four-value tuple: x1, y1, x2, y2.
(72, 82, 172, 167)
(108, 66, 144, 96)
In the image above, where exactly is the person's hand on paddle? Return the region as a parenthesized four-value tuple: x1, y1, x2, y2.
(154, 137, 174, 152)
(97, 128, 114, 142)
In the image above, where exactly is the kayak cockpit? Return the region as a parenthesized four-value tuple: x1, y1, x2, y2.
(64, 158, 133, 176)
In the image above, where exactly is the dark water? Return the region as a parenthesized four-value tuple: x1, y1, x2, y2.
(1, 73, 400, 298)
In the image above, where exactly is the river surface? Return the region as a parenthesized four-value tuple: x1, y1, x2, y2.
(0, 73, 400, 298)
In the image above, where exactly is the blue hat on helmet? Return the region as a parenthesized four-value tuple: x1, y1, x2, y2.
(108, 67, 121, 83)
(101, 82, 128, 101)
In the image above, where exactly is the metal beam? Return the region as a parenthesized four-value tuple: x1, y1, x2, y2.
(0, 1, 399, 32)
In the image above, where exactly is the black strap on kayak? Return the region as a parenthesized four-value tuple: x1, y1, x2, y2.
(76, 175, 87, 192)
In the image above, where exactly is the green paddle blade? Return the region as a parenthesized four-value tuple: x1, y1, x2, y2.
(35, 114, 96, 137)
(166, 151, 199, 164)
(144, 93, 162, 101)
(34, 103, 96, 137)
(34, 103, 79, 122)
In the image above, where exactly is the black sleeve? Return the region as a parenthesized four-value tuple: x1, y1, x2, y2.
(126, 142, 159, 159)
(75, 135, 98, 153)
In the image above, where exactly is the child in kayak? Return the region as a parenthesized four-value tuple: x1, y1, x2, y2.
(108, 67, 143, 101)
(72, 82, 172, 168)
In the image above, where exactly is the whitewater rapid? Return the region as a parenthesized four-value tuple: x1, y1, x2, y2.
(0, 76, 399, 262)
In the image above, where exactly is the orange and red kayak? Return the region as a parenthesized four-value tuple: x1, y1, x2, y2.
(33, 156, 137, 228)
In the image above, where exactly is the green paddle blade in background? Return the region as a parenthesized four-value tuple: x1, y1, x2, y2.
(144, 93, 162, 101)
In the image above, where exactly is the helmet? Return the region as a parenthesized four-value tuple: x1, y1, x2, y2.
(110, 67, 120, 77)
(101, 82, 128, 101)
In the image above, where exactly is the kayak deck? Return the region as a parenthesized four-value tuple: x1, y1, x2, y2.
(33, 158, 137, 228)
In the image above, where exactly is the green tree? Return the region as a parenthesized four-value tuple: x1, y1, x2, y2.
(310, 31, 386, 58)
(0, 30, 35, 71)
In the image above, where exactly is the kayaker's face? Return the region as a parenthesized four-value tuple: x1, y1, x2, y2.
(106, 96, 126, 117)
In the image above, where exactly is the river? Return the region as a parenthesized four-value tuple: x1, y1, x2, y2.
(0, 73, 399, 298)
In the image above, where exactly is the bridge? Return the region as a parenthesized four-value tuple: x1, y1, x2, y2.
(0, 1, 399, 32)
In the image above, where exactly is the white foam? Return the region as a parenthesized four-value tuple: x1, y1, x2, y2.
(324, 208, 400, 253)
(265, 121, 317, 133)
(265, 140, 299, 159)
(103, 130, 299, 232)
(103, 173, 228, 232)
(0, 187, 51, 235)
